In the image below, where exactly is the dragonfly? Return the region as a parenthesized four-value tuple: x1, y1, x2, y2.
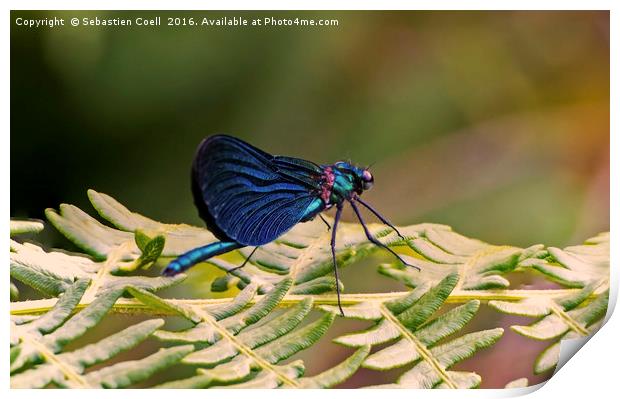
(163, 134, 417, 314)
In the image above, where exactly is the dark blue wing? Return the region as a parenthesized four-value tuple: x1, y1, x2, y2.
(191, 135, 325, 246)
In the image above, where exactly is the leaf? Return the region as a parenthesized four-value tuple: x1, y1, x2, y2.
(10, 346, 21, 364)
(487, 233, 610, 375)
(10, 219, 45, 236)
(10, 241, 95, 297)
(124, 278, 366, 388)
(84, 345, 194, 388)
(322, 274, 503, 388)
(44, 190, 450, 295)
(298, 345, 371, 388)
(519, 232, 609, 288)
(11, 282, 19, 301)
(118, 230, 166, 272)
(490, 285, 608, 374)
(10, 190, 611, 388)
(379, 228, 524, 290)
(505, 378, 529, 388)
(10, 280, 189, 388)
(10, 230, 184, 298)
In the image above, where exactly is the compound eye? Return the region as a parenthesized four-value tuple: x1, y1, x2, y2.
(362, 170, 374, 190)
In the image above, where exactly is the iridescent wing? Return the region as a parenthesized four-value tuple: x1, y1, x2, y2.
(191, 135, 325, 246)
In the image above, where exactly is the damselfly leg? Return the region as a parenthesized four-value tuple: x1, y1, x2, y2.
(318, 213, 332, 231)
(229, 246, 259, 273)
(349, 200, 420, 270)
(354, 195, 406, 240)
(330, 203, 345, 316)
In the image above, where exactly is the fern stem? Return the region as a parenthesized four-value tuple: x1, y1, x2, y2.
(83, 241, 133, 303)
(10, 287, 600, 316)
(18, 332, 90, 387)
(379, 303, 458, 388)
(548, 302, 590, 336)
(191, 306, 301, 387)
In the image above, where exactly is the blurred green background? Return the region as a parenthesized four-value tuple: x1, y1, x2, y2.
(11, 10, 609, 388)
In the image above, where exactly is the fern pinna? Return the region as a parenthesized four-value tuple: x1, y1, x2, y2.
(10, 191, 610, 388)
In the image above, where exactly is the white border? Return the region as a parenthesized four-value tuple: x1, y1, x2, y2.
(3, 2, 616, 398)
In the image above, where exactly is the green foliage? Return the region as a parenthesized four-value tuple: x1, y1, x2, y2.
(489, 233, 610, 374)
(45, 190, 448, 295)
(322, 274, 502, 388)
(490, 289, 608, 374)
(518, 232, 609, 288)
(9, 191, 610, 388)
(10, 220, 45, 236)
(10, 279, 193, 388)
(120, 230, 166, 272)
(378, 228, 528, 290)
(129, 278, 368, 388)
(10, 217, 184, 298)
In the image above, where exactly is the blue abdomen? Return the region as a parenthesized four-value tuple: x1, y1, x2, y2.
(163, 241, 243, 275)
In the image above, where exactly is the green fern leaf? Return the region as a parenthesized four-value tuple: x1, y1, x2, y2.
(122, 278, 367, 388)
(10, 281, 19, 301)
(10, 229, 184, 298)
(10, 279, 191, 388)
(487, 233, 609, 374)
(10, 190, 611, 388)
(119, 230, 166, 272)
(519, 232, 609, 288)
(44, 190, 449, 295)
(490, 284, 608, 374)
(10, 220, 45, 236)
(379, 228, 526, 290)
(321, 274, 503, 388)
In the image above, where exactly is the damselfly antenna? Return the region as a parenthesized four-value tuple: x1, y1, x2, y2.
(365, 161, 377, 170)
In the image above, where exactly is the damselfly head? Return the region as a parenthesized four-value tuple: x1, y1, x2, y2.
(333, 161, 374, 194)
(361, 169, 374, 190)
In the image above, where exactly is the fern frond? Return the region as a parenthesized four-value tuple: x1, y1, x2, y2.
(379, 228, 527, 290)
(43, 190, 449, 295)
(490, 284, 608, 374)
(321, 274, 503, 388)
(125, 278, 367, 388)
(518, 232, 609, 288)
(10, 279, 191, 388)
(10, 230, 184, 298)
(488, 233, 610, 374)
(9, 191, 610, 388)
